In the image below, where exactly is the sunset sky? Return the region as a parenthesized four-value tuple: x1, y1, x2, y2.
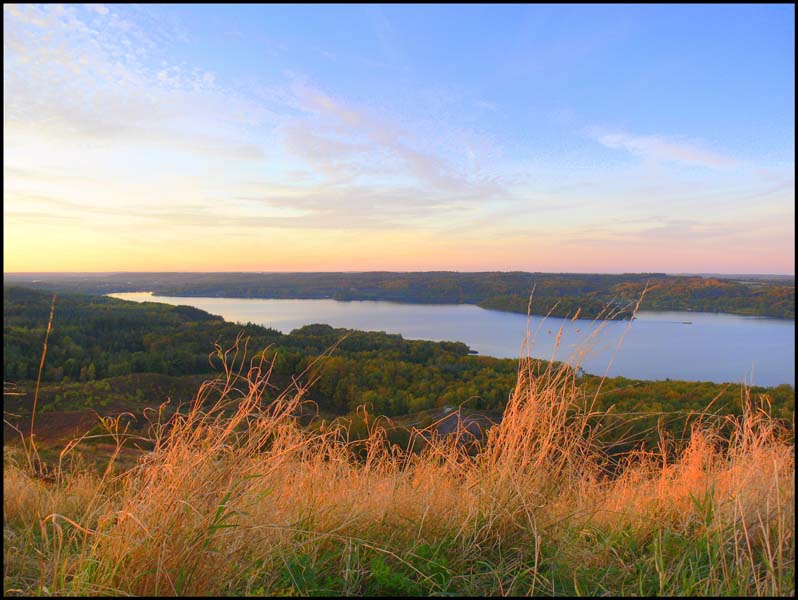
(3, 4, 795, 274)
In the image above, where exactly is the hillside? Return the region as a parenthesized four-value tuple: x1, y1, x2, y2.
(4, 286, 794, 458)
(5, 271, 795, 319)
(3, 285, 795, 596)
(4, 317, 794, 596)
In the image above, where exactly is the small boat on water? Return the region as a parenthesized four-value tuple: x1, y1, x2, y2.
(681, 321, 692, 324)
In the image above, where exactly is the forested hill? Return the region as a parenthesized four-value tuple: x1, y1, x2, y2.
(3, 287, 794, 454)
(4, 271, 795, 319)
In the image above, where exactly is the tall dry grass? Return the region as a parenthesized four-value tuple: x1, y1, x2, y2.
(3, 330, 794, 596)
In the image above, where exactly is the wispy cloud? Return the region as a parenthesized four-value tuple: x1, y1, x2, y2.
(4, 175, 478, 232)
(587, 127, 739, 168)
(4, 4, 509, 235)
(3, 4, 270, 160)
(558, 215, 793, 246)
(281, 80, 505, 197)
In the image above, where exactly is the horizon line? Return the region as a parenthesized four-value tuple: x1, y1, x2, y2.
(4, 270, 795, 277)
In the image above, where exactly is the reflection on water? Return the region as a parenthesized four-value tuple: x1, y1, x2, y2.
(109, 292, 795, 387)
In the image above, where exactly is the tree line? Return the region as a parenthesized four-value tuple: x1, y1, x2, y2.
(5, 271, 794, 319)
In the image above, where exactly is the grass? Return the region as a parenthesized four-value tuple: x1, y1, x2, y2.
(3, 325, 795, 596)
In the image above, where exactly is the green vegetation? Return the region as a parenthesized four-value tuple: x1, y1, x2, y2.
(6, 270, 795, 319)
(4, 286, 793, 457)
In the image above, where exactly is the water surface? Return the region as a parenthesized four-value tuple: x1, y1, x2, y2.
(109, 293, 795, 387)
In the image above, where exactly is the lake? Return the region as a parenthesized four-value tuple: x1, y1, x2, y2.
(108, 293, 795, 387)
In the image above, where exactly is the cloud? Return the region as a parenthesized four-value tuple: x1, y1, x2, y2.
(238, 182, 482, 228)
(281, 80, 505, 198)
(291, 82, 364, 130)
(3, 4, 50, 27)
(3, 4, 270, 160)
(587, 127, 739, 168)
(281, 124, 373, 179)
(732, 177, 795, 203)
(3, 210, 81, 224)
(3, 176, 473, 233)
(4, 4, 509, 235)
(558, 215, 792, 247)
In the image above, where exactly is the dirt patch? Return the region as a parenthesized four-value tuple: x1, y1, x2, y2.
(3, 410, 101, 447)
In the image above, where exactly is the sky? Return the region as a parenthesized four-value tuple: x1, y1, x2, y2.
(3, 3, 795, 274)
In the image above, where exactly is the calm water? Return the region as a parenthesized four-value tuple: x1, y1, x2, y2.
(109, 293, 795, 387)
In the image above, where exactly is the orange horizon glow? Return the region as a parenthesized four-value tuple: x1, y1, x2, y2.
(4, 222, 794, 275)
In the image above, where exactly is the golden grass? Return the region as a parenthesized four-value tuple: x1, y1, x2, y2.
(3, 332, 794, 596)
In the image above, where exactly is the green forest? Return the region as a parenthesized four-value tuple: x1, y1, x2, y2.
(4, 286, 794, 455)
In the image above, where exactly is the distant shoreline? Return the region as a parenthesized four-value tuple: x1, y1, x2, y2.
(5, 271, 794, 320)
